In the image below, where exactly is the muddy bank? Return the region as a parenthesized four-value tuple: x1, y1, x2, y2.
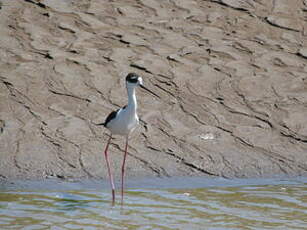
(0, 0, 307, 180)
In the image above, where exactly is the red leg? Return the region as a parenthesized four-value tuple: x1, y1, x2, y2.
(121, 136, 129, 205)
(104, 134, 115, 205)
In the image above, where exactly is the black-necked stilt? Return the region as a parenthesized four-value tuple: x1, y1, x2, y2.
(97, 73, 159, 205)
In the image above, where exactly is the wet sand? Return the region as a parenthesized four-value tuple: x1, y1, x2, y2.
(1, 176, 306, 191)
(0, 0, 307, 180)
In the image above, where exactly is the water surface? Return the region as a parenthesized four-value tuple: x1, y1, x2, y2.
(0, 177, 306, 230)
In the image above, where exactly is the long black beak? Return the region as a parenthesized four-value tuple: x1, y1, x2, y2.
(140, 84, 160, 98)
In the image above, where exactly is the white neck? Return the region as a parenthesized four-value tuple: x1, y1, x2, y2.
(126, 83, 137, 112)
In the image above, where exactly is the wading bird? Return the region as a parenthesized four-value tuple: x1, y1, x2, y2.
(97, 73, 159, 205)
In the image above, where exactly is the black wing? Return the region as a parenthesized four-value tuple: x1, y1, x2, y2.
(94, 110, 118, 126)
(103, 109, 119, 127)
(95, 106, 126, 127)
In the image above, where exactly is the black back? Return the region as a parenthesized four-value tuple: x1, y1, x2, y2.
(126, 73, 139, 83)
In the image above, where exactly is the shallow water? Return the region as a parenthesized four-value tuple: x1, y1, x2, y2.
(0, 177, 306, 230)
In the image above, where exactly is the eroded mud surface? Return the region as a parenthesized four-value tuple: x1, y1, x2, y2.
(0, 0, 307, 180)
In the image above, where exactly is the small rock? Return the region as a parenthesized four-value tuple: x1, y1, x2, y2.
(265, 16, 301, 32)
(199, 133, 215, 140)
(298, 48, 307, 59)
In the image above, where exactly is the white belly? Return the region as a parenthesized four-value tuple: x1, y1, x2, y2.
(106, 109, 139, 136)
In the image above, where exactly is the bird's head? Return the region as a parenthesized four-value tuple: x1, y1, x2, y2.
(126, 73, 142, 86)
(125, 73, 159, 98)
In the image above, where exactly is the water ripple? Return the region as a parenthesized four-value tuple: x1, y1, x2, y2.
(0, 180, 306, 230)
